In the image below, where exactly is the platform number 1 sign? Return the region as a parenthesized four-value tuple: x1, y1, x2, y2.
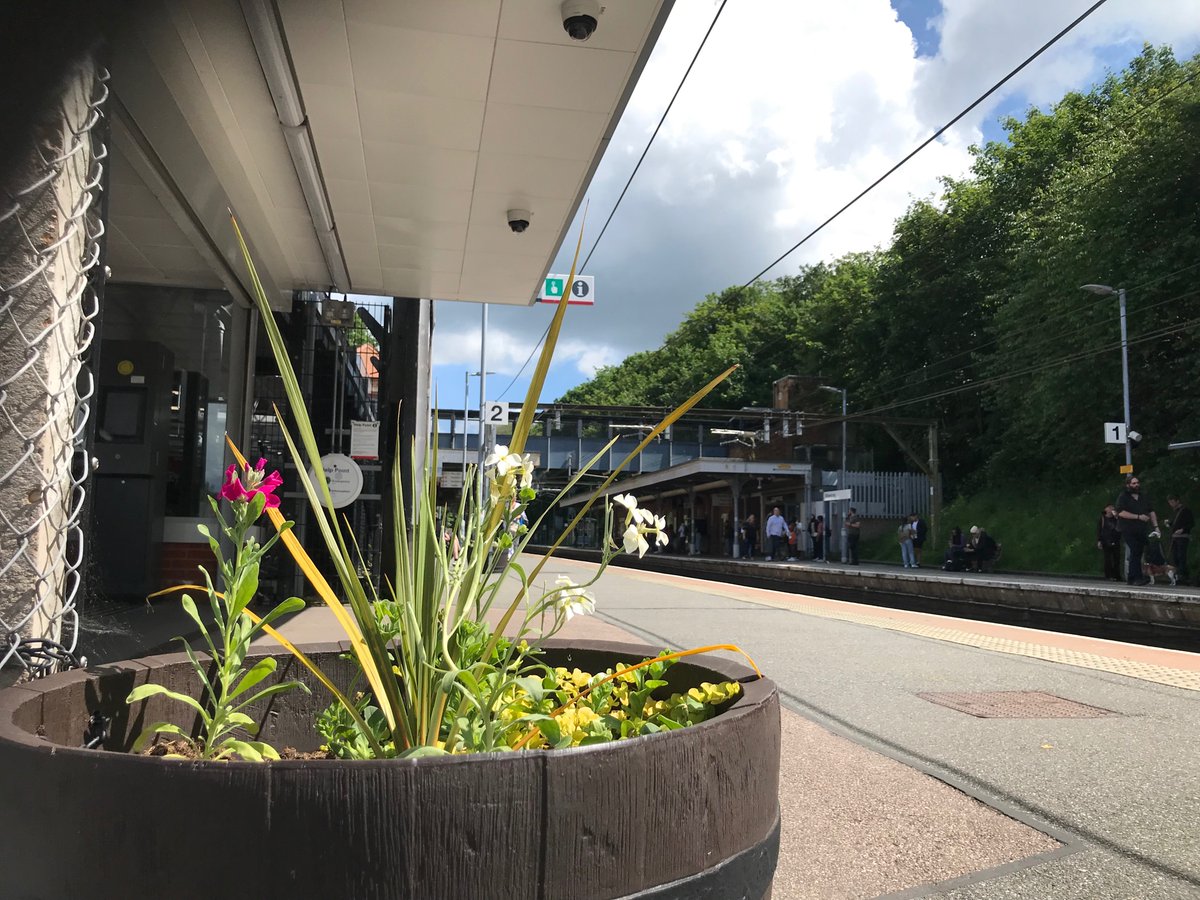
(1104, 422, 1127, 445)
(484, 402, 509, 424)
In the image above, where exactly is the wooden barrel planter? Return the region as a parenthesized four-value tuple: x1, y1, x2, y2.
(0, 639, 780, 899)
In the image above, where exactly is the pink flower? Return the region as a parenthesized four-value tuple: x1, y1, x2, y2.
(219, 458, 282, 509)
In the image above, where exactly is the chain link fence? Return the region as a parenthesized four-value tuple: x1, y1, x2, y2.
(0, 60, 108, 679)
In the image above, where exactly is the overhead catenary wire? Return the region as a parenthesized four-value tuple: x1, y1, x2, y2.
(580, 0, 730, 272)
(806, 289, 1200, 426)
(867, 262, 1200, 404)
(738, 0, 1111, 289)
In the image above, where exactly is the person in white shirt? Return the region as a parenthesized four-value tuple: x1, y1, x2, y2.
(765, 507, 788, 561)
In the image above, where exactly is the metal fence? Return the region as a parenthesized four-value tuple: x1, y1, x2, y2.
(836, 470, 932, 519)
(0, 61, 107, 678)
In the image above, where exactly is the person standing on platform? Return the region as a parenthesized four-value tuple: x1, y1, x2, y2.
(910, 513, 928, 567)
(898, 518, 916, 568)
(1097, 504, 1122, 581)
(1167, 495, 1193, 585)
(1115, 475, 1158, 586)
(813, 515, 826, 561)
(741, 513, 759, 560)
(787, 518, 800, 561)
(845, 507, 862, 564)
(765, 506, 788, 561)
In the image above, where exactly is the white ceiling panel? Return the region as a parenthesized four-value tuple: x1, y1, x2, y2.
(473, 150, 586, 200)
(374, 217, 469, 251)
(302, 84, 365, 142)
(325, 177, 374, 216)
(376, 245, 464, 274)
(345, 21, 493, 102)
(479, 103, 609, 161)
(355, 90, 486, 149)
(278, 8, 355, 88)
(382, 268, 462, 299)
(370, 183, 473, 222)
(343, 0, 500, 37)
(362, 141, 478, 190)
(489, 40, 635, 114)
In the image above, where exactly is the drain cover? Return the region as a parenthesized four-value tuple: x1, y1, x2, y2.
(916, 691, 1119, 719)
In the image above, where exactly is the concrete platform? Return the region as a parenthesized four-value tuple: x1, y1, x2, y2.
(539, 546, 1200, 647)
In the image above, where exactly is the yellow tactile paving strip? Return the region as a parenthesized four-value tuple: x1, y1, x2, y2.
(555, 555, 1200, 694)
(730, 589, 1200, 693)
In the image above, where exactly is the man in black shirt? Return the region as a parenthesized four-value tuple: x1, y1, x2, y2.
(1115, 475, 1158, 586)
(1167, 495, 1193, 585)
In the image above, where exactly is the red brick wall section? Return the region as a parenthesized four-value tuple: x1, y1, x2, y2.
(159, 543, 218, 587)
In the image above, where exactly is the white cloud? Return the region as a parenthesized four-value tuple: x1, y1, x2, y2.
(434, 0, 1200, 402)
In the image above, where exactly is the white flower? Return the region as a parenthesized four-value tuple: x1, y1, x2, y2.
(613, 493, 647, 524)
(553, 575, 595, 620)
(622, 523, 649, 558)
(517, 455, 535, 489)
(484, 445, 510, 469)
(654, 515, 669, 546)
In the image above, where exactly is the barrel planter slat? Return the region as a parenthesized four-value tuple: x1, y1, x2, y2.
(0, 639, 780, 899)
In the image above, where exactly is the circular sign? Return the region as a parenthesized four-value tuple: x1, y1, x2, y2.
(117, 359, 135, 376)
(571, 279, 590, 299)
(310, 453, 363, 509)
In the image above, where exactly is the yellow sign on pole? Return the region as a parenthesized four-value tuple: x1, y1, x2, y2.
(1119, 464, 1134, 474)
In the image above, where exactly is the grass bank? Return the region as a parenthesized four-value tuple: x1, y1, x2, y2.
(857, 482, 1169, 576)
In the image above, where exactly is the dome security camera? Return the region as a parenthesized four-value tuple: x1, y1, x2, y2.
(561, 0, 601, 41)
(506, 208, 532, 233)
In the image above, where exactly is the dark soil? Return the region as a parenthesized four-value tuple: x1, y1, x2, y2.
(137, 739, 334, 760)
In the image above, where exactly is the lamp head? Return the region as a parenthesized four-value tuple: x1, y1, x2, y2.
(1080, 284, 1117, 296)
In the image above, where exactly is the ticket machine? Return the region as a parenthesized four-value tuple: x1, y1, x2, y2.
(93, 340, 173, 597)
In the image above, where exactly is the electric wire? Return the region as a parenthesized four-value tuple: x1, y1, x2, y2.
(806, 291, 1200, 426)
(738, 0, 1111, 288)
(580, 0, 730, 272)
(867, 264, 1200, 405)
(496, 320, 553, 401)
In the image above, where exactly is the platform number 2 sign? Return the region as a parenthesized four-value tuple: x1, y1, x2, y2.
(484, 402, 509, 424)
(1104, 422, 1127, 445)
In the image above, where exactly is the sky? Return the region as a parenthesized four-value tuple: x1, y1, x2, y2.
(424, 0, 1200, 421)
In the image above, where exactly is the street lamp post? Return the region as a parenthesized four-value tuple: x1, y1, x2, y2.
(463, 369, 495, 488)
(1081, 284, 1132, 467)
(819, 385, 848, 562)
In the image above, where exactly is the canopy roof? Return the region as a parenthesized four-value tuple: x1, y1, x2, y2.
(106, 0, 673, 309)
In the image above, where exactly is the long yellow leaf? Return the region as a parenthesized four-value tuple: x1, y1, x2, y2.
(224, 436, 395, 731)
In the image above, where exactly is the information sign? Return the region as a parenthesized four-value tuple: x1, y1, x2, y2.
(537, 274, 595, 305)
(310, 453, 363, 509)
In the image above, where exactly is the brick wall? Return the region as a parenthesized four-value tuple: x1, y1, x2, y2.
(159, 542, 218, 587)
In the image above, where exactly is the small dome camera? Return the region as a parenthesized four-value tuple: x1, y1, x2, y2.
(506, 208, 532, 234)
(561, 0, 601, 41)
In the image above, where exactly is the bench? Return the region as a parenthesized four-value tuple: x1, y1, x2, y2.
(979, 543, 1002, 573)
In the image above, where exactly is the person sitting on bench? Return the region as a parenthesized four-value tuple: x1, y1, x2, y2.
(963, 525, 997, 572)
(943, 526, 967, 571)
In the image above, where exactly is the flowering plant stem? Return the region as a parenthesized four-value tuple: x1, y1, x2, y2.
(127, 485, 308, 761)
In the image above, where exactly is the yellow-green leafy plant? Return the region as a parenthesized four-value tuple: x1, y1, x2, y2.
(225, 211, 751, 757)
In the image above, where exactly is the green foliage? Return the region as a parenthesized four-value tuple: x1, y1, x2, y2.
(560, 46, 1200, 504)
(127, 493, 309, 760)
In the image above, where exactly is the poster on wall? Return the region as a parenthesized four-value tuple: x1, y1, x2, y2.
(350, 421, 380, 459)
